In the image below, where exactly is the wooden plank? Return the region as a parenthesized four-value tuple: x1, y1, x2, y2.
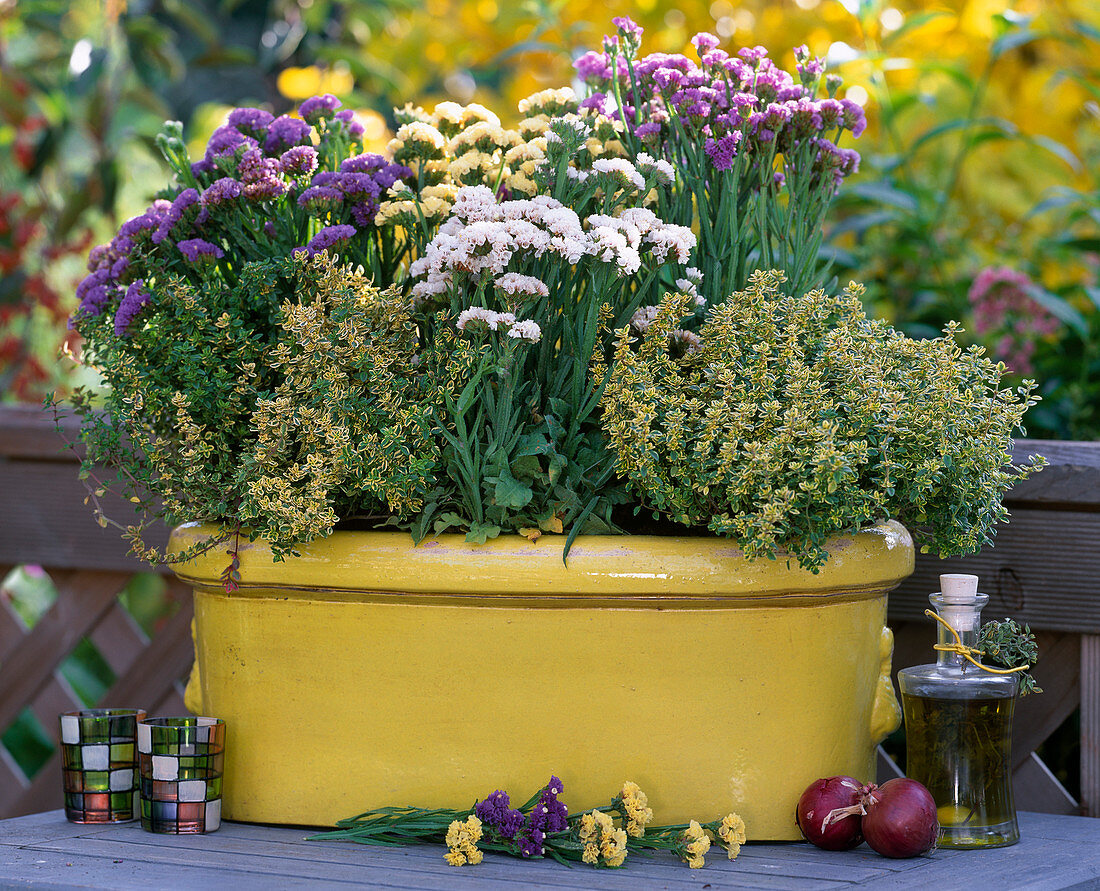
(1083, 634, 1100, 819)
(1013, 753, 1079, 816)
(96, 599, 194, 709)
(0, 593, 30, 659)
(889, 509, 1100, 633)
(1010, 439, 1100, 508)
(0, 571, 121, 735)
(0, 461, 161, 572)
(0, 403, 80, 461)
(1011, 632, 1081, 770)
(87, 600, 149, 677)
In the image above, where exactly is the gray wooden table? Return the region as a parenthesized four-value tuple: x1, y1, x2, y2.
(1, 811, 1098, 890)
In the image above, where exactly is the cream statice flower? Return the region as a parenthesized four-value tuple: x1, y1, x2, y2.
(679, 820, 711, 869)
(577, 809, 627, 867)
(616, 781, 654, 838)
(444, 815, 483, 866)
(388, 121, 446, 163)
(717, 813, 747, 860)
(495, 272, 549, 298)
(518, 86, 578, 117)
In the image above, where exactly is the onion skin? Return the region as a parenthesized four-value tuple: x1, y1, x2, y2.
(861, 778, 939, 858)
(796, 776, 866, 851)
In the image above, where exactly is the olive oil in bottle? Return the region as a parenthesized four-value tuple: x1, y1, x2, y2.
(898, 574, 1020, 848)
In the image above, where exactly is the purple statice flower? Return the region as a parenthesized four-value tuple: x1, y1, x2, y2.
(575, 50, 613, 84)
(700, 48, 730, 72)
(299, 93, 341, 124)
(692, 32, 720, 54)
(350, 203, 378, 227)
(612, 15, 643, 49)
(109, 256, 130, 279)
(264, 115, 312, 154)
(76, 268, 110, 303)
(817, 98, 844, 129)
(340, 153, 386, 173)
(305, 224, 356, 256)
(654, 66, 686, 91)
(517, 827, 545, 858)
(191, 158, 215, 178)
(579, 92, 608, 115)
(152, 188, 199, 244)
(705, 132, 742, 171)
(840, 98, 867, 137)
(340, 154, 410, 191)
(263, 221, 277, 238)
(634, 121, 663, 144)
(205, 125, 257, 161)
(474, 791, 526, 840)
(297, 185, 344, 208)
(201, 177, 243, 207)
(114, 280, 151, 336)
(177, 238, 224, 263)
(794, 45, 826, 87)
(238, 148, 282, 183)
(738, 45, 769, 67)
(227, 107, 274, 138)
(244, 177, 287, 200)
(602, 33, 619, 54)
(527, 777, 568, 835)
(334, 108, 365, 138)
(86, 244, 111, 271)
(280, 145, 319, 177)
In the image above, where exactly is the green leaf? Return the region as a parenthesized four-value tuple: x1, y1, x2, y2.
(1023, 284, 1088, 338)
(465, 521, 501, 544)
(991, 28, 1041, 60)
(493, 473, 534, 509)
(844, 182, 919, 212)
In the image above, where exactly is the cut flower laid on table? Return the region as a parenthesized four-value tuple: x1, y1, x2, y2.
(58, 15, 1041, 575)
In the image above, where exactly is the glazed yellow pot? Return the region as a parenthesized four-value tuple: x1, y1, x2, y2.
(169, 522, 913, 839)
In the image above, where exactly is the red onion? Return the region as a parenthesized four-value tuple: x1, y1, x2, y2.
(796, 776, 866, 850)
(861, 778, 939, 858)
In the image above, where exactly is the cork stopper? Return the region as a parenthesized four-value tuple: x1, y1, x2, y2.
(939, 573, 979, 604)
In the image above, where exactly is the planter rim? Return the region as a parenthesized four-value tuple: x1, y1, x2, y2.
(169, 520, 914, 602)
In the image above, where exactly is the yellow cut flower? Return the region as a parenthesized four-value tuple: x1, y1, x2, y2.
(617, 781, 653, 838)
(679, 819, 711, 869)
(444, 815, 483, 866)
(718, 812, 747, 860)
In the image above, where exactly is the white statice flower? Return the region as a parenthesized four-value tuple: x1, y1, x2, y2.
(452, 221, 515, 275)
(565, 166, 590, 182)
(672, 329, 702, 354)
(495, 273, 549, 298)
(617, 207, 660, 236)
(387, 181, 412, 197)
(631, 305, 659, 332)
(676, 278, 706, 306)
(636, 152, 676, 185)
(592, 158, 645, 191)
(456, 306, 499, 331)
(685, 266, 703, 284)
(489, 311, 516, 330)
(503, 219, 551, 256)
(586, 225, 641, 275)
(507, 319, 542, 343)
(586, 214, 642, 249)
(644, 222, 696, 264)
(411, 272, 453, 307)
(451, 185, 502, 223)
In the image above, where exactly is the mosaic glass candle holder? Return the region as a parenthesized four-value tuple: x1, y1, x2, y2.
(137, 716, 225, 834)
(59, 708, 146, 823)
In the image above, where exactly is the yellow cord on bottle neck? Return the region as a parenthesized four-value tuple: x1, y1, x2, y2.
(925, 609, 1029, 675)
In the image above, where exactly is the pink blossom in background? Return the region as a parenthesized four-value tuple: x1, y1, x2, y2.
(967, 266, 1061, 375)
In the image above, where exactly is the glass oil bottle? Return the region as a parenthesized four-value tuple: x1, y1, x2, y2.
(898, 573, 1020, 848)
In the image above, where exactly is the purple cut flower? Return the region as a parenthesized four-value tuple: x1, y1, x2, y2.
(191, 158, 215, 178)
(634, 121, 662, 143)
(474, 791, 526, 840)
(705, 132, 742, 171)
(264, 115, 312, 154)
(244, 178, 287, 200)
(299, 93, 341, 124)
(227, 107, 274, 138)
(574, 50, 613, 84)
(109, 256, 130, 279)
(201, 177, 243, 207)
(114, 280, 151, 336)
(526, 776, 568, 835)
(579, 92, 608, 115)
(177, 238, 224, 263)
(238, 148, 282, 183)
(517, 827, 545, 858)
(350, 202, 379, 227)
(306, 224, 356, 255)
(817, 98, 844, 129)
(341, 153, 386, 173)
(738, 45, 768, 67)
(281, 145, 319, 177)
(76, 269, 110, 302)
(86, 245, 111, 272)
(840, 98, 867, 137)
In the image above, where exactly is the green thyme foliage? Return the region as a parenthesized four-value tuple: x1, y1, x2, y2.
(62, 253, 436, 561)
(979, 618, 1042, 696)
(599, 270, 1046, 570)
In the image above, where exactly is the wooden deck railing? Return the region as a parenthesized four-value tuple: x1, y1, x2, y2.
(1, 404, 1097, 820)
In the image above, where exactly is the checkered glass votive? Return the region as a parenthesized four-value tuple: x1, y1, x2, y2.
(59, 708, 146, 823)
(137, 716, 225, 834)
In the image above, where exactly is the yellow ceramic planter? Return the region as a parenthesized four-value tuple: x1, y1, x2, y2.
(170, 522, 913, 839)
